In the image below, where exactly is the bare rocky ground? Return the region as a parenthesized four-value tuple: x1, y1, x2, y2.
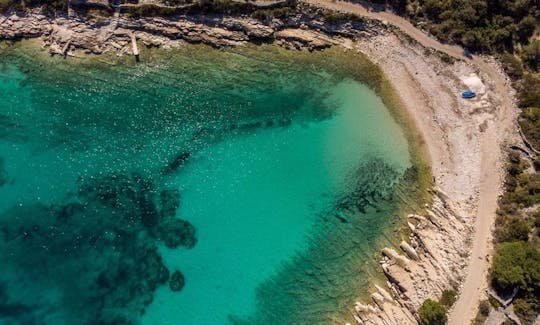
(0, 5, 379, 55)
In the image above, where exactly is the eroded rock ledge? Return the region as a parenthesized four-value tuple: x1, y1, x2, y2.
(353, 191, 471, 324)
(0, 7, 379, 55)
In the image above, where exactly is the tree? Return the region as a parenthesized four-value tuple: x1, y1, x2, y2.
(522, 40, 540, 71)
(490, 241, 540, 294)
(418, 299, 447, 325)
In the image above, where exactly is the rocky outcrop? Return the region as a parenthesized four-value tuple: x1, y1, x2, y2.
(352, 193, 471, 324)
(0, 7, 383, 55)
(169, 270, 185, 292)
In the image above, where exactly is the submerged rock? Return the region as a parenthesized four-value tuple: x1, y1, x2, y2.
(169, 270, 185, 292)
(78, 173, 161, 230)
(0, 171, 196, 324)
(160, 189, 181, 219)
(161, 152, 191, 175)
(159, 218, 197, 249)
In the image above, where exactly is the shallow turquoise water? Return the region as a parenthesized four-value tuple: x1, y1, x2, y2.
(0, 44, 416, 324)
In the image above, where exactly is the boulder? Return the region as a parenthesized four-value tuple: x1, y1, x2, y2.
(169, 270, 185, 292)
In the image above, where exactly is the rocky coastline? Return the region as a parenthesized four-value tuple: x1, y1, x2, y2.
(0, 5, 379, 56)
(0, 4, 517, 324)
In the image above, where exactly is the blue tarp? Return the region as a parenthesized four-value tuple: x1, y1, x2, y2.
(462, 90, 476, 98)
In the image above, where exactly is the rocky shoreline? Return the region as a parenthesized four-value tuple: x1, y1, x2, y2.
(0, 6, 380, 56)
(0, 5, 517, 324)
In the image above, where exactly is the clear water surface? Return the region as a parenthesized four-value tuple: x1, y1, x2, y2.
(0, 43, 419, 325)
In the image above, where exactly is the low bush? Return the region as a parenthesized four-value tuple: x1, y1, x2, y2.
(494, 215, 531, 243)
(522, 40, 540, 72)
(520, 107, 540, 151)
(439, 289, 457, 308)
(418, 299, 447, 325)
(513, 298, 539, 325)
(0, 0, 16, 12)
(499, 53, 524, 80)
(252, 7, 292, 20)
(478, 300, 490, 316)
(472, 300, 491, 324)
(517, 74, 540, 109)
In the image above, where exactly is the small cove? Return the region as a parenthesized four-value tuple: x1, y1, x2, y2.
(0, 43, 427, 324)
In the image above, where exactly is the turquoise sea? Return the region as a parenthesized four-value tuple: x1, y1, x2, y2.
(0, 43, 424, 324)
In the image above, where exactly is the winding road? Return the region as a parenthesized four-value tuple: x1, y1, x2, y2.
(300, 0, 516, 324)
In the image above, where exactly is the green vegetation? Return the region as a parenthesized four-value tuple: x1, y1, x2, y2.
(439, 289, 457, 308)
(418, 299, 447, 325)
(490, 242, 540, 324)
(492, 149, 540, 323)
(499, 53, 524, 80)
(491, 242, 540, 294)
(417, 289, 458, 323)
(472, 300, 491, 324)
(522, 40, 540, 71)
(126, 4, 180, 17)
(320, 10, 362, 23)
(381, 0, 539, 53)
(497, 152, 540, 214)
(1, 0, 69, 14)
(252, 7, 294, 20)
(0, 0, 16, 12)
(513, 298, 539, 325)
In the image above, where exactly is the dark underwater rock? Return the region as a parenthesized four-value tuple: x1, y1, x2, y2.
(169, 270, 185, 292)
(77, 173, 161, 231)
(142, 248, 170, 291)
(159, 218, 197, 249)
(0, 171, 196, 324)
(161, 152, 191, 175)
(160, 189, 181, 219)
(334, 159, 399, 213)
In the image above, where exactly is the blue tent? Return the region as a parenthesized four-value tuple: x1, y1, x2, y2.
(462, 90, 476, 98)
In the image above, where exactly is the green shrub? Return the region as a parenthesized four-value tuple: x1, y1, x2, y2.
(321, 10, 361, 23)
(472, 300, 491, 324)
(439, 290, 457, 308)
(127, 4, 178, 17)
(518, 74, 540, 109)
(388, 0, 538, 53)
(490, 241, 540, 294)
(252, 7, 292, 20)
(519, 106, 540, 150)
(500, 53, 524, 80)
(522, 40, 540, 72)
(494, 215, 531, 243)
(513, 298, 539, 325)
(418, 299, 447, 325)
(499, 153, 540, 209)
(0, 0, 16, 12)
(478, 300, 490, 316)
